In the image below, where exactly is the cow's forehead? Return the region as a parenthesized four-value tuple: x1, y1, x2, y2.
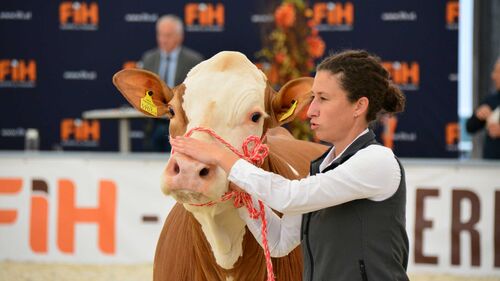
(182, 52, 267, 128)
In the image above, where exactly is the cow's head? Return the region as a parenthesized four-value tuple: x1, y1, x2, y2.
(114, 51, 312, 206)
(114, 52, 311, 269)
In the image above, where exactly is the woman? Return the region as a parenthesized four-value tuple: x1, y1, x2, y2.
(171, 50, 409, 281)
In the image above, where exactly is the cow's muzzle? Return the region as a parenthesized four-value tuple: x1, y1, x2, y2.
(162, 153, 218, 203)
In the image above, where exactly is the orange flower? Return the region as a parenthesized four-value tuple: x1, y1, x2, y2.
(311, 27, 319, 36)
(275, 3, 296, 28)
(275, 52, 286, 64)
(307, 36, 325, 58)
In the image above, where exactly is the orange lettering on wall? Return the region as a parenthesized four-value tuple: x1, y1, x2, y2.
(185, 3, 224, 26)
(57, 179, 117, 254)
(77, 2, 99, 24)
(401, 62, 420, 85)
(211, 4, 225, 26)
(61, 119, 73, 141)
(382, 61, 420, 86)
(446, 122, 460, 145)
(185, 4, 198, 25)
(59, 2, 73, 24)
(59, 2, 98, 25)
(75, 120, 100, 141)
(17, 60, 37, 82)
(382, 116, 398, 149)
(0, 178, 22, 224)
(313, 2, 353, 25)
(312, 3, 327, 24)
(332, 2, 353, 25)
(61, 119, 100, 141)
(0, 60, 36, 82)
(0, 60, 10, 81)
(30, 179, 49, 253)
(446, 1, 459, 24)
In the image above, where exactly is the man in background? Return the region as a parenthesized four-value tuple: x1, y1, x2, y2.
(466, 57, 500, 159)
(141, 14, 204, 152)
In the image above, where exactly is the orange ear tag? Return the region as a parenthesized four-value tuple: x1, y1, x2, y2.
(279, 100, 298, 122)
(140, 90, 158, 116)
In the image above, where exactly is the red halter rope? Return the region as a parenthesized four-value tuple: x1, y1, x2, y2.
(177, 127, 275, 281)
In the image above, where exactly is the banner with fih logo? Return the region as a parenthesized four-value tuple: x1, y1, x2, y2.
(0, 0, 459, 158)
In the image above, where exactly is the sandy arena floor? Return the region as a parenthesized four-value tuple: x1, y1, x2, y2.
(1, 262, 499, 281)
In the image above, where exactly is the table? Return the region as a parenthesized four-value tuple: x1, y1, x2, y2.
(82, 107, 153, 153)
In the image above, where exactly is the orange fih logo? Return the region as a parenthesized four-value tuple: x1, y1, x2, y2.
(312, 1, 354, 31)
(381, 116, 398, 149)
(184, 3, 225, 32)
(59, 1, 99, 31)
(0, 59, 36, 88)
(380, 115, 417, 147)
(60, 118, 100, 147)
(0, 177, 116, 254)
(445, 122, 459, 151)
(381, 61, 420, 91)
(446, 1, 459, 30)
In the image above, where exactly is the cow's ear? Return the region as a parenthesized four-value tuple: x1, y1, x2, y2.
(270, 77, 313, 126)
(113, 69, 173, 118)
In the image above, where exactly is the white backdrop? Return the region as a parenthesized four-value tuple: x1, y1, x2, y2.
(0, 152, 499, 276)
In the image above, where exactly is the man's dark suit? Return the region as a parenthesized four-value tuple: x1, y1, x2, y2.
(141, 46, 204, 85)
(140, 46, 204, 152)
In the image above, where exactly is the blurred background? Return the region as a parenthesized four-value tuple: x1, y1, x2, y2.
(0, 0, 499, 280)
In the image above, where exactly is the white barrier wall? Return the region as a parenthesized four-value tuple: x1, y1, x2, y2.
(0, 153, 499, 276)
(0, 152, 175, 263)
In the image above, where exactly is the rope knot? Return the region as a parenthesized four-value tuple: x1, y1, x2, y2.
(242, 135, 269, 166)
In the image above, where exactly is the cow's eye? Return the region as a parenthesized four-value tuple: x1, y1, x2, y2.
(251, 112, 261, 123)
(168, 105, 175, 117)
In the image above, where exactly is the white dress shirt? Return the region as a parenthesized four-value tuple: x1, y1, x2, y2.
(229, 130, 401, 257)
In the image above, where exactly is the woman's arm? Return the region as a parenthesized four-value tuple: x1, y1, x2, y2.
(238, 196, 301, 257)
(171, 137, 400, 215)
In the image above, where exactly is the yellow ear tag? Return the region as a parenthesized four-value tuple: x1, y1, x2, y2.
(279, 100, 298, 122)
(140, 90, 158, 117)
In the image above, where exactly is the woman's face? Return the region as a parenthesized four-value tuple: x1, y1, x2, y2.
(307, 70, 357, 144)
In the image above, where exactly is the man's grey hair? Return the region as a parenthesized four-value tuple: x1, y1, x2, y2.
(156, 14, 184, 35)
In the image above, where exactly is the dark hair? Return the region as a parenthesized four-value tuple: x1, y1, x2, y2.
(317, 50, 406, 122)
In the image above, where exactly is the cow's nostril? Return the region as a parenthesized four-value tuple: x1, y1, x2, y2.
(174, 163, 180, 174)
(199, 167, 209, 177)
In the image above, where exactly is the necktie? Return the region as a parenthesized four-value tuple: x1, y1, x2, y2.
(162, 55, 170, 85)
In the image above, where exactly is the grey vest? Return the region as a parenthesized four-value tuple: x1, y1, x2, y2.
(301, 130, 409, 281)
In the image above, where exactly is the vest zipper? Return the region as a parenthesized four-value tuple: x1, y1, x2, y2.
(305, 213, 314, 281)
(359, 260, 368, 281)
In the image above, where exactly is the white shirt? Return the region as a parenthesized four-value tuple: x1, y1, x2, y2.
(228, 130, 401, 257)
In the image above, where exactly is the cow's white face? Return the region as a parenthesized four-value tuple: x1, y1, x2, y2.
(112, 51, 313, 270)
(161, 52, 268, 206)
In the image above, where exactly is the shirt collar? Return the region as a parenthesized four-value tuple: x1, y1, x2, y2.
(161, 46, 181, 60)
(320, 128, 370, 171)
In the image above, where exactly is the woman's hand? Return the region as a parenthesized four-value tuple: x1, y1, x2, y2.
(170, 136, 240, 172)
(476, 105, 492, 121)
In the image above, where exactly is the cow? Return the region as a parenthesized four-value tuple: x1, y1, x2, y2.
(113, 51, 327, 281)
